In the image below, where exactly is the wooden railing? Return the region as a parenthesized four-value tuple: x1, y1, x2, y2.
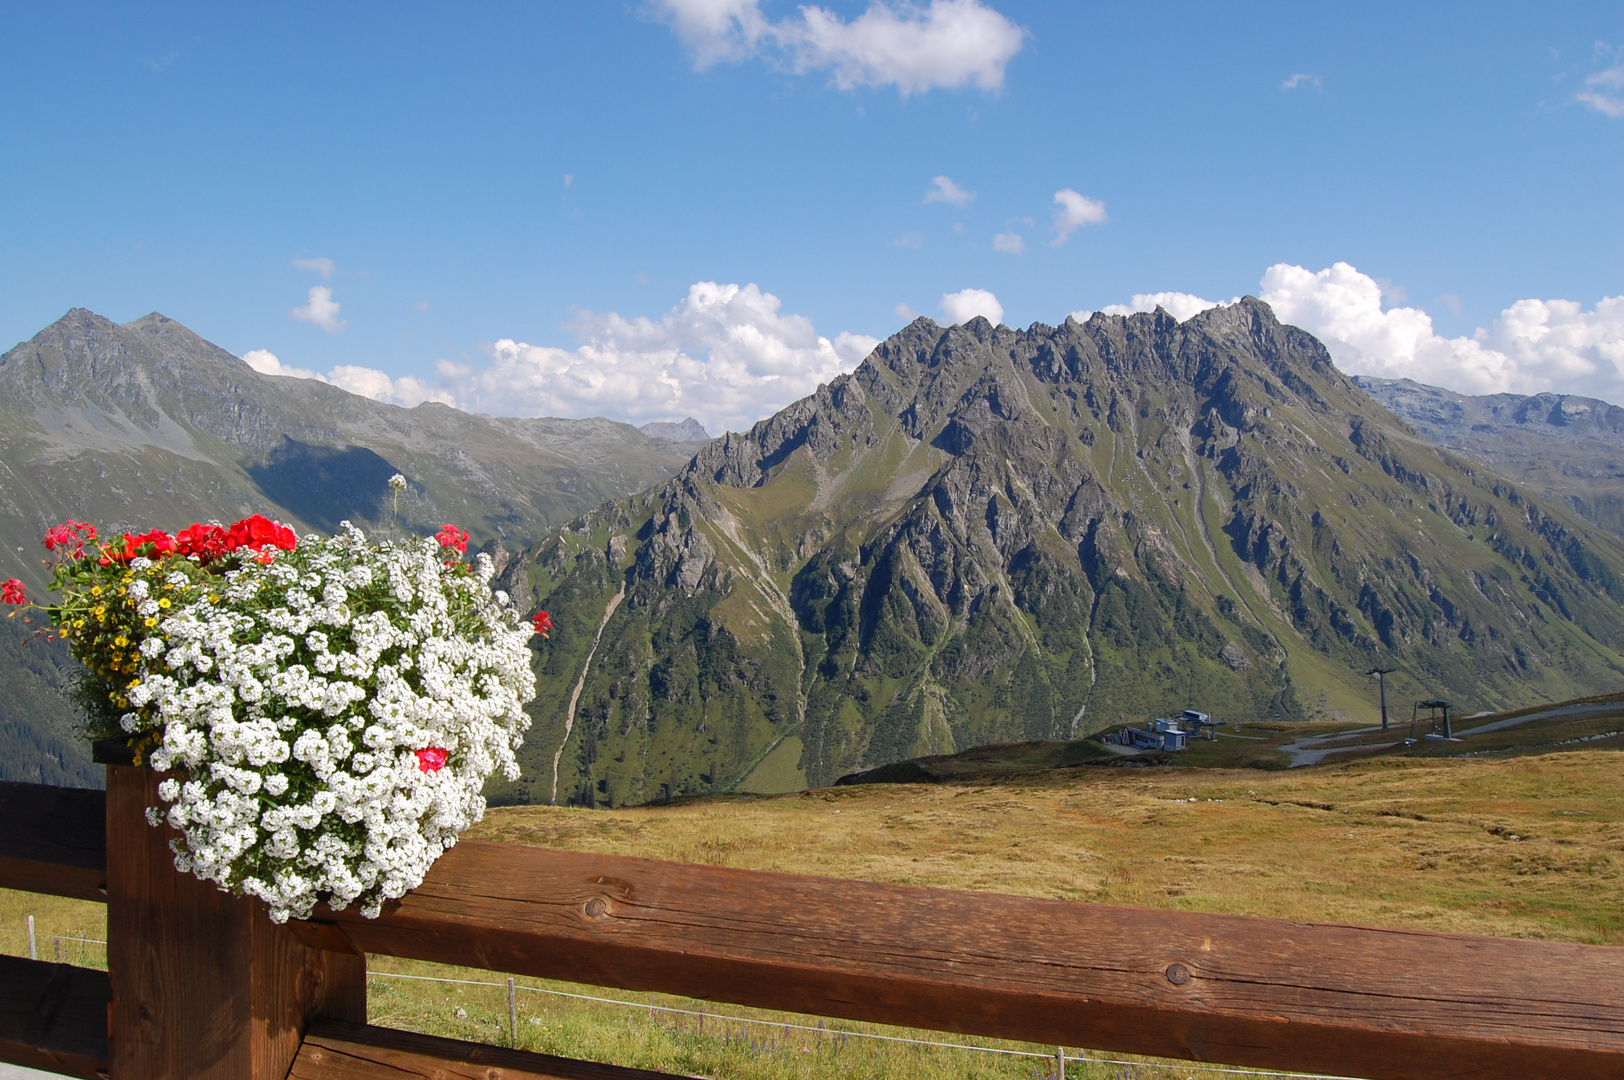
(3, 769, 1623, 1080)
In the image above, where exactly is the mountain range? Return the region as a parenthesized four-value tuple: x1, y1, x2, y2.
(3, 303, 1623, 799)
(1355, 377, 1624, 539)
(0, 309, 709, 785)
(496, 300, 1624, 807)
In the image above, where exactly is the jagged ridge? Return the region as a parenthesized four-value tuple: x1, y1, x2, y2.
(501, 299, 1624, 807)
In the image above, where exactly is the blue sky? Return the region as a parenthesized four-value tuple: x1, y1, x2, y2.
(2, 2, 1621, 432)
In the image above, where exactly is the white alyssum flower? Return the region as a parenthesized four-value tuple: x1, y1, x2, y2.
(128, 521, 534, 922)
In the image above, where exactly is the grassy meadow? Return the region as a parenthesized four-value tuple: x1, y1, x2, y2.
(6, 748, 1622, 1078)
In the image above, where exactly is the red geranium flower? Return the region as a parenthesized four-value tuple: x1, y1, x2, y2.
(175, 523, 230, 562)
(1, 579, 26, 605)
(43, 520, 97, 557)
(531, 611, 552, 638)
(225, 515, 297, 554)
(415, 748, 449, 773)
(435, 524, 469, 554)
(124, 529, 177, 558)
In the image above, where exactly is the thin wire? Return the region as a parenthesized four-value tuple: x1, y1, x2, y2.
(364, 970, 1359, 1078)
(372, 972, 1047, 1058)
(1, 929, 106, 945)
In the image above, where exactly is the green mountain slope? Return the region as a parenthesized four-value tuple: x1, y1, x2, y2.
(0, 308, 708, 785)
(500, 300, 1624, 806)
(1355, 376, 1624, 538)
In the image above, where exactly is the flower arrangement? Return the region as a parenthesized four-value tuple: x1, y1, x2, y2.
(5, 493, 551, 923)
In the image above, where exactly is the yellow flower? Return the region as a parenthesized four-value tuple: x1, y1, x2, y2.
(143, 617, 157, 628)
(127, 678, 141, 690)
(73, 619, 84, 629)
(90, 586, 103, 597)
(114, 636, 128, 647)
(93, 606, 106, 618)
(158, 598, 170, 609)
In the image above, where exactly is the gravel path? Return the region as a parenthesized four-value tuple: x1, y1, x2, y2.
(1281, 699, 1624, 767)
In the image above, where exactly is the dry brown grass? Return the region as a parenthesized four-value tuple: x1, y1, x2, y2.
(476, 750, 1624, 945)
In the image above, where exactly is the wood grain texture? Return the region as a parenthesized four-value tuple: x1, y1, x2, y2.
(106, 765, 365, 1080)
(0, 955, 110, 1080)
(0, 779, 106, 901)
(9, 778, 1624, 1078)
(292, 1019, 698, 1080)
(315, 840, 1624, 1080)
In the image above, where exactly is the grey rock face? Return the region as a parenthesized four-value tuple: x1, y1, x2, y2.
(0, 308, 711, 786)
(638, 418, 711, 442)
(504, 301, 1624, 807)
(1356, 376, 1624, 537)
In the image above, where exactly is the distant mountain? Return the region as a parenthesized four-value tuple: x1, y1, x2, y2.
(0, 308, 710, 786)
(1355, 377, 1624, 538)
(499, 301, 1624, 808)
(639, 418, 711, 443)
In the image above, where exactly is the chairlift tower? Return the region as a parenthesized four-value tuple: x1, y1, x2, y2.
(1411, 699, 1457, 743)
(1364, 667, 1396, 730)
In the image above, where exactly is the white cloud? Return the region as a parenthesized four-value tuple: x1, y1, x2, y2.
(244, 282, 879, 432)
(941, 288, 1003, 326)
(924, 175, 974, 206)
(1577, 64, 1624, 117)
(290, 286, 346, 334)
(1050, 189, 1107, 244)
(1089, 291, 1238, 324)
(328, 367, 453, 408)
(651, 0, 1025, 95)
(652, 0, 770, 67)
(794, 0, 1025, 93)
(238, 348, 458, 408)
(895, 302, 919, 320)
(241, 348, 324, 380)
(893, 230, 926, 249)
(439, 283, 878, 434)
(1282, 72, 1322, 91)
(1256, 263, 1518, 394)
(293, 257, 335, 280)
(1084, 262, 1624, 405)
(1260, 262, 1624, 403)
(992, 231, 1024, 254)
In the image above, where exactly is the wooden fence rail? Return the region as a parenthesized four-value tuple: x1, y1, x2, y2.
(2, 771, 1622, 1080)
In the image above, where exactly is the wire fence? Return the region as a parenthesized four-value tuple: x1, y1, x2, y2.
(0, 921, 108, 964)
(1, 915, 1361, 1080)
(366, 968, 1363, 1080)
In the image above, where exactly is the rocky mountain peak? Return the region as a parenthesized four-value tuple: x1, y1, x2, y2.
(0, 307, 712, 788)
(504, 299, 1624, 807)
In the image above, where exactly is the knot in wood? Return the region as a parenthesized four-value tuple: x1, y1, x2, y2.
(1164, 963, 1191, 986)
(584, 897, 610, 918)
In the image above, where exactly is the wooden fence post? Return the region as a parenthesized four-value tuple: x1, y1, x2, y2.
(106, 765, 367, 1079)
